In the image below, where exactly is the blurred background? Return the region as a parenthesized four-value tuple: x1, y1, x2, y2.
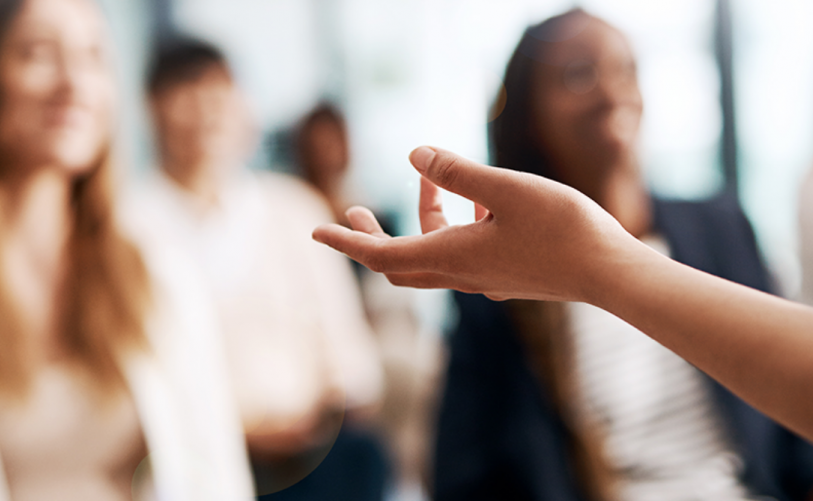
(100, 0, 813, 299)
(88, 1, 813, 499)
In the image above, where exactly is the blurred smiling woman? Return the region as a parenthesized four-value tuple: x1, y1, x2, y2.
(0, 0, 253, 500)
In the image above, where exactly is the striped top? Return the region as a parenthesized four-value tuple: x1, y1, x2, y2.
(570, 236, 756, 501)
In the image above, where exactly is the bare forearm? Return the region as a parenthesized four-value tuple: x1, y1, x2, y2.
(314, 147, 813, 441)
(591, 239, 813, 439)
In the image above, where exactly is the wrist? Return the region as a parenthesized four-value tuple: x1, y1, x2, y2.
(580, 232, 654, 311)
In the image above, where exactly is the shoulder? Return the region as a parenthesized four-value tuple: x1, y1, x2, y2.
(253, 171, 335, 223)
(118, 170, 177, 214)
(653, 193, 757, 246)
(653, 192, 745, 225)
(653, 194, 772, 292)
(116, 171, 186, 243)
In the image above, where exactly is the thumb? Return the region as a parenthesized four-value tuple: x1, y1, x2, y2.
(409, 146, 516, 212)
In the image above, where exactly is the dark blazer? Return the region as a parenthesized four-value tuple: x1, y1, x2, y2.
(433, 194, 813, 501)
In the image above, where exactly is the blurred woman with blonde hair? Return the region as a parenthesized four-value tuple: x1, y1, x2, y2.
(0, 0, 253, 499)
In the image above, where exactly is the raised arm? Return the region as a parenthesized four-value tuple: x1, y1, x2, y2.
(313, 147, 813, 441)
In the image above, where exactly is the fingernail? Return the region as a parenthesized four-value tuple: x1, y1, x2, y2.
(312, 227, 327, 243)
(410, 146, 436, 174)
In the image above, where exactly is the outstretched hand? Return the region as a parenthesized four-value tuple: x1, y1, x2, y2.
(314, 147, 813, 446)
(312, 147, 639, 304)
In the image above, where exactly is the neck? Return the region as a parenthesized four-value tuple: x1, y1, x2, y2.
(162, 157, 223, 209)
(600, 166, 652, 239)
(310, 177, 347, 223)
(0, 167, 73, 344)
(558, 150, 652, 238)
(0, 168, 73, 262)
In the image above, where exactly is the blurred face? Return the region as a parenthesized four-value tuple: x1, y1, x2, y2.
(304, 117, 349, 188)
(531, 15, 642, 187)
(0, 0, 114, 177)
(152, 65, 255, 180)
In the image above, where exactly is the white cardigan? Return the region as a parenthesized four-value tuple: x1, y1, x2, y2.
(0, 235, 255, 501)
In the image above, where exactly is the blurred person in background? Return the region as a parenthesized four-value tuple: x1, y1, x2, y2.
(0, 0, 254, 500)
(297, 103, 353, 226)
(125, 38, 388, 500)
(296, 103, 445, 501)
(434, 9, 813, 501)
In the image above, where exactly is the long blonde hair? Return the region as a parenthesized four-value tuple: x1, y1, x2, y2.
(0, 0, 150, 397)
(70, 153, 151, 381)
(0, 152, 151, 397)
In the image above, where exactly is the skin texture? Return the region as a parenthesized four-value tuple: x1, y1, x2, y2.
(313, 146, 813, 443)
(315, 147, 632, 303)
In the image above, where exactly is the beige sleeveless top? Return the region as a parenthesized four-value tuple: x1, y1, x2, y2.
(0, 364, 146, 501)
